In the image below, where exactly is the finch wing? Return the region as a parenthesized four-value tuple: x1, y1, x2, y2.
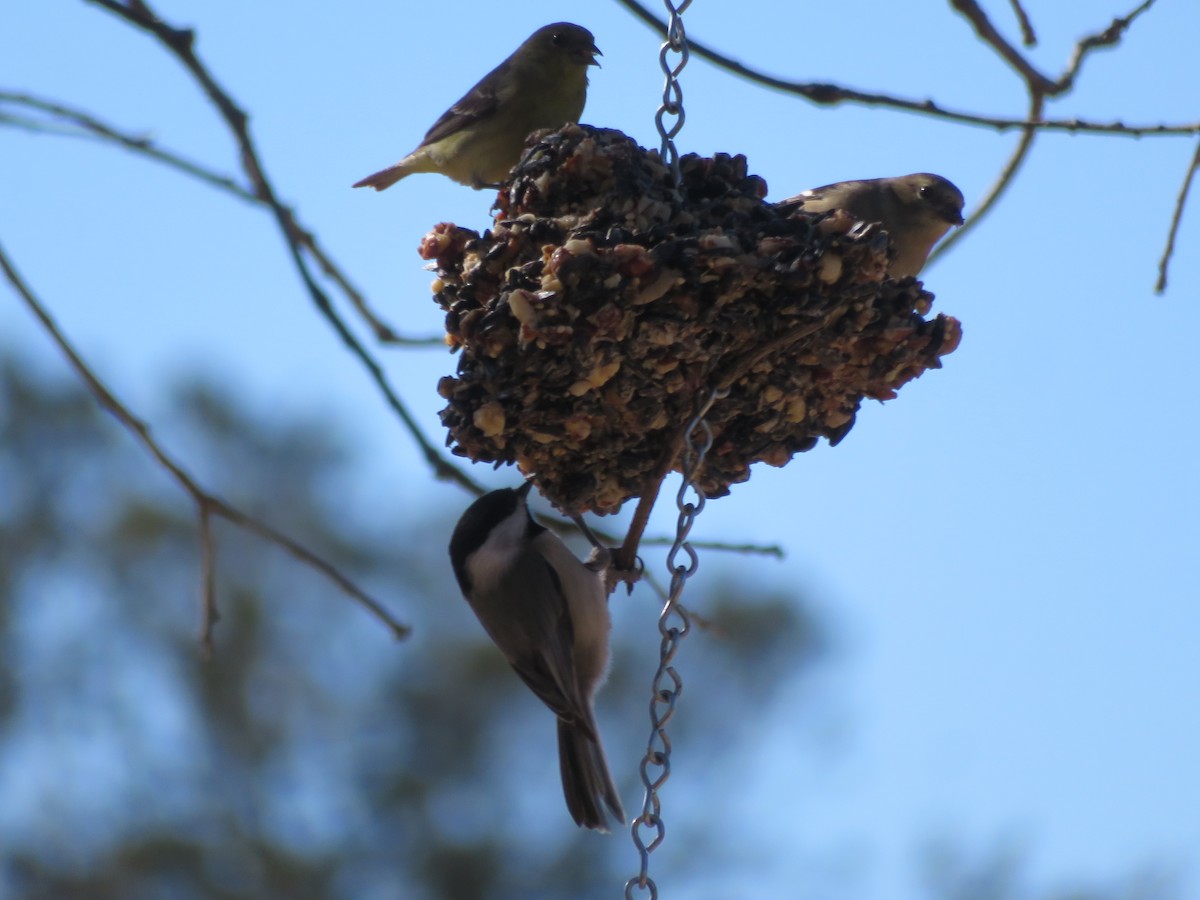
(417, 60, 510, 148)
(775, 179, 884, 220)
(773, 193, 809, 214)
(773, 183, 841, 213)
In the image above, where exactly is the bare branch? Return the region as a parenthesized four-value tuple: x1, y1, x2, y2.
(1007, 0, 1038, 47)
(610, 419, 692, 581)
(933, 0, 1162, 272)
(214, 502, 409, 638)
(82, 0, 481, 494)
(0, 89, 254, 198)
(611, 0, 1197, 136)
(0, 89, 444, 347)
(1055, 0, 1157, 93)
(1, 239, 411, 645)
(640, 537, 786, 559)
(1156, 140, 1200, 294)
(949, 0, 1155, 95)
(929, 93, 1042, 266)
(288, 218, 444, 348)
(616, 0, 1184, 287)
(949, 0, 1057, 93)
(608, 313, 844, 579)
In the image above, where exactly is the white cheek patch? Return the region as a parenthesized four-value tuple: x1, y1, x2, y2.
(465, 508, 529, 591)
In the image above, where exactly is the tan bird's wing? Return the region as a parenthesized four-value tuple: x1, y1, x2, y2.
(773, 183, 843, 214)
(776, 179, 873, 209)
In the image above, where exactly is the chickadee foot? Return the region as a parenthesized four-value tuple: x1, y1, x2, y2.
(603, 556, 643, 596)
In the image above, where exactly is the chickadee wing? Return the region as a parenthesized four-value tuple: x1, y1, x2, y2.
(483, 546, 592, 730)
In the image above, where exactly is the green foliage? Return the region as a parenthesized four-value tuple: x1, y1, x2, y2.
(0, 355, 820, 899)
(0, 354, 1176, 899)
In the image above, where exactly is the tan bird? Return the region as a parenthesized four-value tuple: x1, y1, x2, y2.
(776, 173, 965, 278)
(354, 23, 601, 192)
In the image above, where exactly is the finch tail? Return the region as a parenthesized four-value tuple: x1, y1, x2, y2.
(558, 716, 624, 832)
(352, 162, 412, 192)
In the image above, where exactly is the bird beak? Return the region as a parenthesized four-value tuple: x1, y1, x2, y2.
(587, 45, 603, 67)
(516, 479, 535, 498)
(941, 204, 965, 226)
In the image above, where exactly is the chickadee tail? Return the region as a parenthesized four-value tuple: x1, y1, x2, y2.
(352, 162, 410, 192)
(558, 717, 625, 832)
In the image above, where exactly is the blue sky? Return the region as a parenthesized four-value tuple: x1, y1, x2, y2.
(3, 1, 1199, 897)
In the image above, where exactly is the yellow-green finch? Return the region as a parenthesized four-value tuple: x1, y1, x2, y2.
(776, 174, 965, 278)
(353, 23, 601, 192)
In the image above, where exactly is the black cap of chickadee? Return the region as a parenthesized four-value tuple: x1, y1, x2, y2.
(448, 481, 625, 832)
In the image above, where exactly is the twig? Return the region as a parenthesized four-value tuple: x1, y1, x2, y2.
(610, 314, 843, 577)
(640, 537, 785, 559)
(213, 502, 408, 634)
(628, 548, 722, 636)
(1156, 140, 1200, 294)
(82, 0, 481, 494)
(1007, 0, 1038, 47)
(929, 93, 1042, 266)
(949, 0, 1056, 93)
(611, 420, 692, 578)
(953, 0, 1157, 95)
(931, 0, 1156, 267)
(0, 92, 442, 348)
(611, 0, 1196, 136)
(628, 572, 738, 641)
(0, 90, 255, 198)
(1, 239, 411, 646)
(1055, 0, 1157, 93)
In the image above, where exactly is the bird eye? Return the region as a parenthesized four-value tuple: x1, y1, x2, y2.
(918, 184, 931, 198)
(551, 32, 565, 46)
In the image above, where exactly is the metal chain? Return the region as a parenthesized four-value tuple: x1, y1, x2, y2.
(655, 0, 692, 186)
(625, 384, 726, 900)
(625, 8, 699, 895)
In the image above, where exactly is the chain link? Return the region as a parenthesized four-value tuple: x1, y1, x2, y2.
(654, 0, 692, 186)
(625, 384, 726, 899)
(626, 7, 698, 894)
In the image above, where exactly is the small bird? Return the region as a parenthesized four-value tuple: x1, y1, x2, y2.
(448, 481, 624, 831)
(776, 173, 965, 278)
(354, 23, 601, 192)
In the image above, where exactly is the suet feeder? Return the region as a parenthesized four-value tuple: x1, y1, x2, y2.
(427, 125, 959, 515)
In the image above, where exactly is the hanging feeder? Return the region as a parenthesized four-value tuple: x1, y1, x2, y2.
(426, 124, 961, 515)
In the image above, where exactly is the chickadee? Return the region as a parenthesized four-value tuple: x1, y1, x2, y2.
(776, 173, 965, 278)
(448, 481, 624, 832)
